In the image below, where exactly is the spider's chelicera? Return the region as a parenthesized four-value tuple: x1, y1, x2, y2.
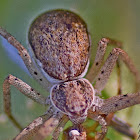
(1, 9, 140, 140)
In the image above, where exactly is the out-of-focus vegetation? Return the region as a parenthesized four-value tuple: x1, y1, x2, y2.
(0, 0, 140, 139)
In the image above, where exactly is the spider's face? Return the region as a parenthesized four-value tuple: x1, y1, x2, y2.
(28, 9, 90, 83)
(50, 78, 95, 124)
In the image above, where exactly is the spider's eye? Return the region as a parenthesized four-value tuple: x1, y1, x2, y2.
(50, 78, 95, 123)
(28, 9, 90, 82)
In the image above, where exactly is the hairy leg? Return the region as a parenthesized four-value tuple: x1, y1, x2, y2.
(52, 115, 69, 140)
(3, 74, 47, 130)
(0, 27, 52, 91)
(86, 38, 122, 83)
(110, 115, 136, 139)
(97, 92, 140, 138)
(90, 40, 139, 138)
(98, 92, 140, 114)
(94, 48, 140, 94)
(88, 109, 136, 139)
(34, 111, 64, 140)
(103, 58, 122, 133)
(88, 112, 107, 140)
(86, 38, 139, 93)
(14, 105, 60, 140)
(116, 59, 122, 95)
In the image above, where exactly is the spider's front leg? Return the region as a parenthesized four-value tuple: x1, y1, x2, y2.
(3, 74, 48, 130)
(14, 106, 63, 140)
(98, 92, 140, 115)
(0, 27, 52, 91)
(86, 37, 122, 83)
(86, 38, 140, 93)
(87, 38, 140, 138)
(94, 47, 140, 94)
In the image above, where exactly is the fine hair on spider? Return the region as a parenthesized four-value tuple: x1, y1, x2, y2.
(1, 9, 140, 140)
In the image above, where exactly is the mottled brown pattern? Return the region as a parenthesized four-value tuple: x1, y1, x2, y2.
(1, 9, 140, 139)
(51, 78, 94, 123)
(28, 9, 90, 81)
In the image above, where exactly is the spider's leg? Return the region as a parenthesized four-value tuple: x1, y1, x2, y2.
(84, 121, 99, 139)
(14, 105, 60, 140)
(85, 113, 136, 139)
(86, 38, 122, 83)
(3, 74, 48, 130)
(52, 115, 69, 140)
(87, 58, 122, 139)
(111, 115, 136, 139)
(0, 27, 52, 91)
(97, 92, 140, 138)
(98, 92, 140, 115)
(34, 111, 64, 140)
(102, 58, 122, 128)
(90, 92, 140, 139)
(88, 113, 107, 140)
(14, 114, 51, 140)
(94, 47, 140, 94)
(116, 59, 122, 95)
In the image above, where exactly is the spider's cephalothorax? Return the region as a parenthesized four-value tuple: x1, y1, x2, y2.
(28, 9, 90, 83)
(50, 78, 95, 124)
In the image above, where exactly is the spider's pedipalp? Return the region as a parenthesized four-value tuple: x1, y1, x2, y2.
(88, 112, 107, 140)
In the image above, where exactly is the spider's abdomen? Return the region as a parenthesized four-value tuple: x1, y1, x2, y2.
(28, 9, 90, 82)
(50, 78, 95, 124)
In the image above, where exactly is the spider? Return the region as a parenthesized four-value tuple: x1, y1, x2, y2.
(0, 9, 140, 140)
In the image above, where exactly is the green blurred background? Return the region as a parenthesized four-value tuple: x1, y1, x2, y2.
(0, 0, 140, 139)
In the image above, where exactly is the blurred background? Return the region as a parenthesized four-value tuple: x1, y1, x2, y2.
(0, 0, 140, 139)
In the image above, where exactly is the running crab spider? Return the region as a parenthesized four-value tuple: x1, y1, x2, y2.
(1, 9, 140, 140)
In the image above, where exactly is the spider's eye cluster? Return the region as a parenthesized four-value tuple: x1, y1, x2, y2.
(28, 9, 90, 82)
(50, 78, 95, 123)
